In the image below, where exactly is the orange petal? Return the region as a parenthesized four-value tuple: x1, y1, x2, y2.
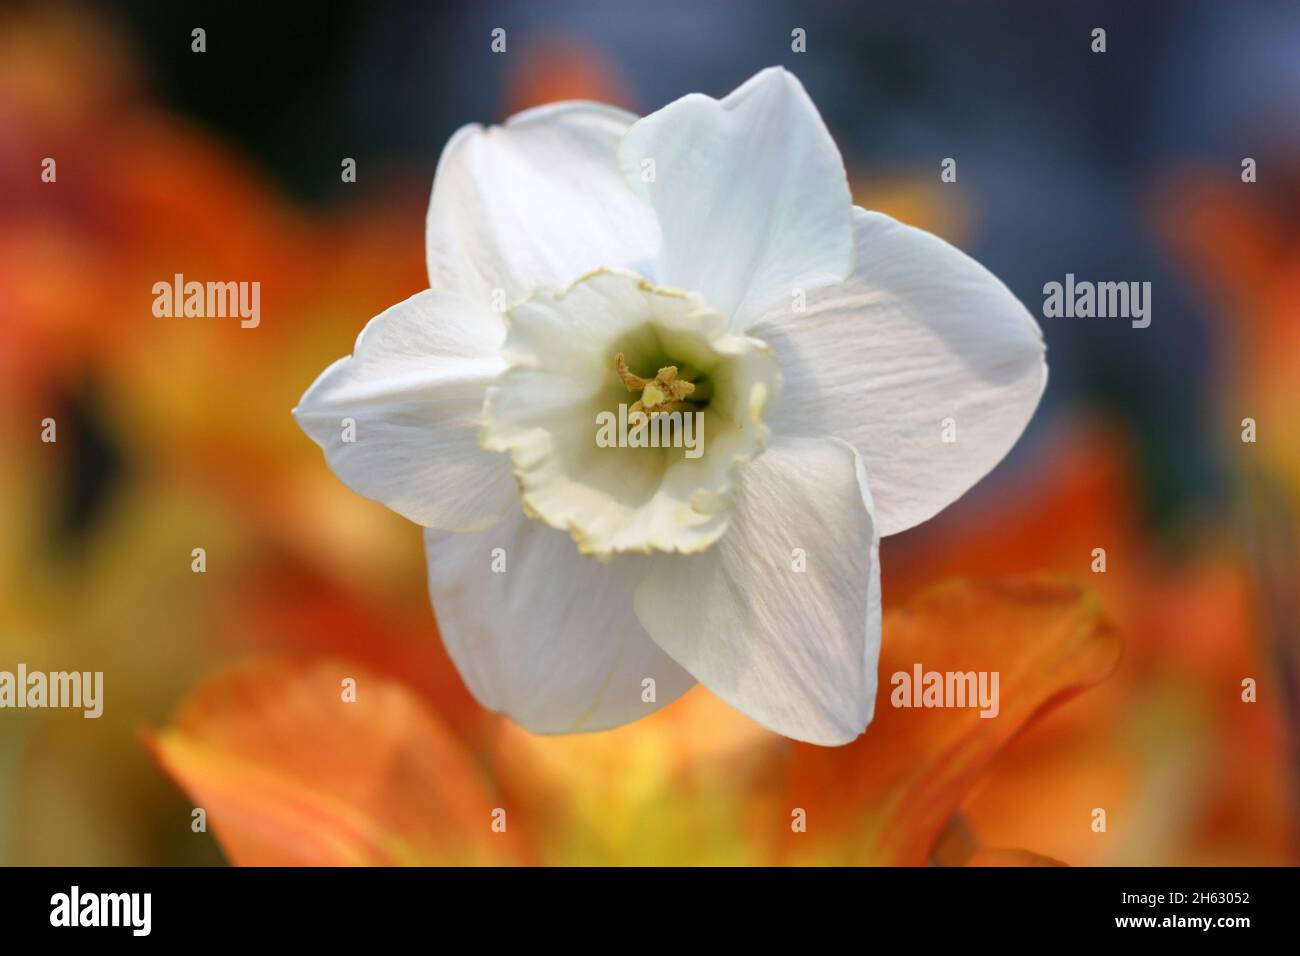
(487, 687, 791, 865)
(886, 418, 1144, 613)
(964, 847, 1068, 867)
(147, 657, 521, 866)
(502, 34, 636, 116)
(929, 813, 1067, 866)
(781, 576, 1120, 865)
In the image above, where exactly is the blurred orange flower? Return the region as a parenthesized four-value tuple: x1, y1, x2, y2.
(150, 576, 1118, 866)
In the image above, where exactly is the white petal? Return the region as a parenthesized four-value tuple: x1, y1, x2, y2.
(750, 208, 1048, 537)
(424, 511, 695, 733)
(427, 101, 661, 304)
(633, 437, 880, 746)
(618, 67, 854, 329)
(293, 289, 516, 532)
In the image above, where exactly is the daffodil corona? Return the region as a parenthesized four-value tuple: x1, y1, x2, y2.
(294, 68, 1047, 745)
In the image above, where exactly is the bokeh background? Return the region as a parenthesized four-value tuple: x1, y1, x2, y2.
(2, 0, 1298, 865)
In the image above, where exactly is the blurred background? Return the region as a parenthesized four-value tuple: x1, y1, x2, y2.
(1, 0, 1297, 865)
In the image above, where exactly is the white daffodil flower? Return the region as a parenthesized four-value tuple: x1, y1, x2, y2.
(294, 67, 1046, 746)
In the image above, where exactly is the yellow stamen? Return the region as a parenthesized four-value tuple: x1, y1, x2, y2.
(614, 352, 695, 414)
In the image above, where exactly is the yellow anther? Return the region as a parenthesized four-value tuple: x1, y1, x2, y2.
(614, 352, 695, 414)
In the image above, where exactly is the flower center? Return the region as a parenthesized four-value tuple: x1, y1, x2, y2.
(481, 268, 781, 557)
(613, 353, 706, 416)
